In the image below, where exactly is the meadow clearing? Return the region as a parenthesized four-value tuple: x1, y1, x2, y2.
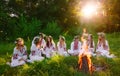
(0, 33, 120, 76)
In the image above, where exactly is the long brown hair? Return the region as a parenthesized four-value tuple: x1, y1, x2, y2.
(89, 35, 93, 48)
(46, 36, 53, 48)
(98, 35, 102, 44)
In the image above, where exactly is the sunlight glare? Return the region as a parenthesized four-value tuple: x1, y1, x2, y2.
(81, 3, 98, 18)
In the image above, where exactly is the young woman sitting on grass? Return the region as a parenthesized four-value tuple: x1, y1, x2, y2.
(68, 36, 82, 56)
(7, 38, 27, 67)
(43, 36, 56, 58)
(87, 34, 96, 56)
(28, 37, 44, 62)
(57, 35, 69, 56)
(96, 32, 115, 58)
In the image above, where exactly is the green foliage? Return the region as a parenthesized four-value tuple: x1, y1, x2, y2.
(43, 21, 61, 38)
(0, 14, 42, 41)
(17, 15, 42, 39)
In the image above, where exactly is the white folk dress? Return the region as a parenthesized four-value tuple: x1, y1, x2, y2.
(11, 46, 27, 67)
(43, 42, 56, 58)
(29, 44, 44, 62)
(96, 40, 115, 58)
(57, 42, 69, 56)
(88, 41, 96, 56)
(79, 40, 91, 56)
(68, 41, 81, 55)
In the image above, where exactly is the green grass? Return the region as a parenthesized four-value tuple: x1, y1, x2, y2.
(0, 33, 120, 76)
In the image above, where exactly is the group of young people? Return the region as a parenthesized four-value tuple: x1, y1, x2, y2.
(7, 28, 115, 67)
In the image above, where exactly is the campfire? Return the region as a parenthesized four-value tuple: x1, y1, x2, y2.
(78, 55, 108, 75)
(78, 55, 94, 74)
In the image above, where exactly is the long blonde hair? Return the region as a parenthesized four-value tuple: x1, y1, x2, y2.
(101, 36, 107, 49)
(98, 33, 107, 49)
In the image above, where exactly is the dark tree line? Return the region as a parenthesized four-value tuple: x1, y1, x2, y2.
(0, 0, 120, 41)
